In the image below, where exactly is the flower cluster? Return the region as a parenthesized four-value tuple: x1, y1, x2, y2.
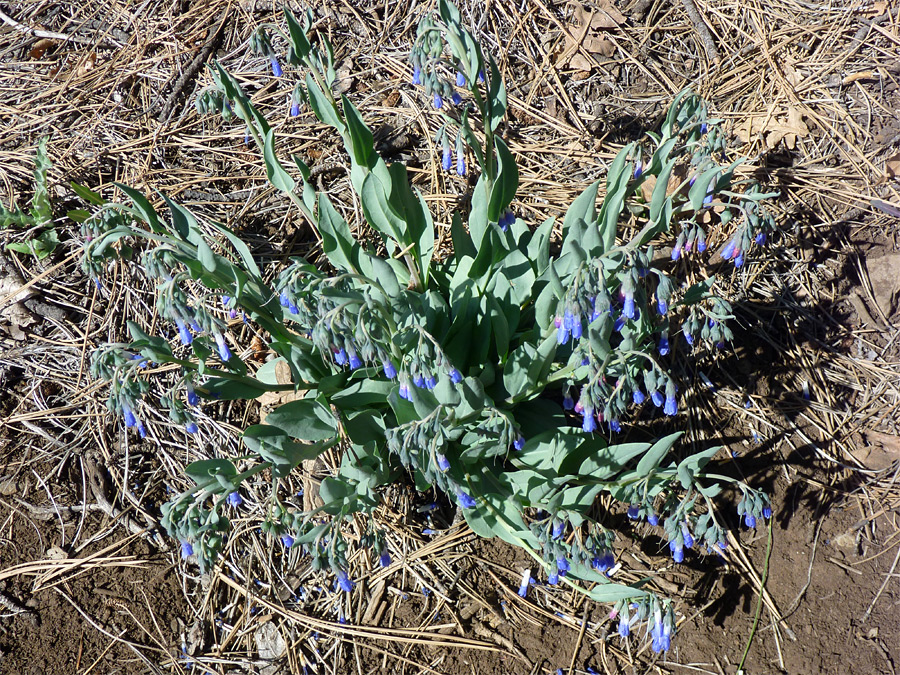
(528, 517, 616, 585)
(409, 16, 481, 109)
(611, 597, 676, 653)
(737, 488, 772, 528)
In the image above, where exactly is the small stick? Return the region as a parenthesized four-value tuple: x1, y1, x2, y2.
(680, 0, 720, 64)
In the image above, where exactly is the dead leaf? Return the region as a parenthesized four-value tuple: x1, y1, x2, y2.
(0, 264, 37, 340)
(76, 52, 96, 78)
(572, 2, 626, 29)
(847, 430, 900, 470)
(334, 58, 354, 94)
(29, 38, 56, 59)
(736, 107, 809, 149)
(884, 152, 900, 180)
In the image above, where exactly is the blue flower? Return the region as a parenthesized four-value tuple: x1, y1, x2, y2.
(617, 614, 630, 637)
(557, 325, 569, 345)
(762, 505, 772, 519)
(270, 56, 282, 77)
(609, 419, 621, 432)
(227, 491, 243, 507)
(651, 611, 672, 652)
(697, 239, 708, 252)
(647, 512, 659, 526)
(379, 548, 391, 568)
(452, 92, 462, 106)
(517, 570, 531, 597)
(671, 246, 682, 261)
(623, 294, 635, 319)
(632, 389, 645, 405)
(336, 569, 355, 592)
(582, 410, 597, 433)
(399, 384, 411, 401)
(571, 318, 583, 340)
(279, 290, 291, 307)
(721, 240, 736, 260)
(442, 146, 452, 171)
(613, 315, 626, 332)
(681, 523, 694, 549)
(348, 352, 362, 369)
(437, 454, 450, 471)
(734, 253, 744, 268)
(548, 565, 559, 586)
(557, 556, 569, 575)
(413, 374, 425, 388)
(657, 298, 667, 315)
(180, 540, 193, 558)
(425, 375, 438, 389)
(563, 393, 575, 410)
(456, 152, 465, 176)
(281, 534, 295, 548)
(627, 504, 640, 520)
(633, 160, 643, 179)
(456, 71, 466, 86)
(513, 435, 525, 451)
(412, 66, 421, 85)
(449, 368, 463, 384)
(383, 360, 398, 378)
(291, 102, 300, 117)
(592, 550, 614, 572)
(664, 394, 677, 416)
(670, 539, 684, 563)
(175, 318, 192, 345)
(187, 384, 199, 407)
(684, 331, 694, 346)
(552, 521, 564, 540)
(755, 232, 767, 245)
(433, 93, 443, 109)
(651, 391, 664, 407)
(478, 70, 485, 83)
(214, 333, 232, 362)
(137, 421, 147, 438)
(123, 406, 137, 428)
(334, 348, 348, 366)
(744, 513, 757, 528)
(457, 491, 477, 509)
(186, 422, 198, 434)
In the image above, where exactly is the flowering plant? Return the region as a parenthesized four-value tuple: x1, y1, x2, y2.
(82, 0, 776, 652)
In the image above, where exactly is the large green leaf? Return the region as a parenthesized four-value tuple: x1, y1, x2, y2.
(264, 398, 338, 441)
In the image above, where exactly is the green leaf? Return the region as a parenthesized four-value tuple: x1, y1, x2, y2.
(197, 240, 217, 273)
(682, 276, 716, 305)
(71, 181, 106, 206)
(185, 458, 237, 488)
(263, 128, 295, 193)
(527, 216, 555, 274)
(596, 142, 635, 254)
(202, 377, 269, 400)
(159, 193, 203, 246)
(7, 229, 58, 259)
(207, 220, 263, 280)
(635, 431, 683, 477)
(284, 8, 312, 61)
(264, 398, 338, 441)
(677, 446, 720, 489)
(360, 171, 405, 243)
(342, 96, 376, 168)
(305, 73, 344, 131)
(67, 208, 91, 223)
(331, 377, 394, 408)
(243, 424, 329, 477)
(30, 136, 51, 226)
(486, 55, 507, 131)
(114, 183, 164, 234)
(317, 192, 359, 274)
(319, 476, 354, 509)
(561, 181, 599, 258)
(486, 137, 518, 223)
(451, 211, 476, 261)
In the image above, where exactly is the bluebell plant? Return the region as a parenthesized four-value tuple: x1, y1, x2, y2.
(82, 0, 777, 654)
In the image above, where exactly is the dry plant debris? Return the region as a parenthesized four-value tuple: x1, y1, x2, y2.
(0, 0, 899, 673)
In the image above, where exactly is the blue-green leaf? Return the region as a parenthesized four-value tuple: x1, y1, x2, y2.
(264, 128, 295, 193)
(264, 398, 338, 441)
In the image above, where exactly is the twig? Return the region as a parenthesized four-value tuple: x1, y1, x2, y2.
(680, 0, 720, 64)
(157, 10, 230, 122)
(0, 7, 118, 47)
(862, 542, 900, 622)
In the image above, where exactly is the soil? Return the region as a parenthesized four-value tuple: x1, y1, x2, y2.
(2, 0, 900, 674)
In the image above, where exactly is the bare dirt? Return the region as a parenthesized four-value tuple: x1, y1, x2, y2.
(2, 0, 900, 674)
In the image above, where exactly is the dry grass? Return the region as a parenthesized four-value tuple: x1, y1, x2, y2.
(1, 0, 898, 673)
